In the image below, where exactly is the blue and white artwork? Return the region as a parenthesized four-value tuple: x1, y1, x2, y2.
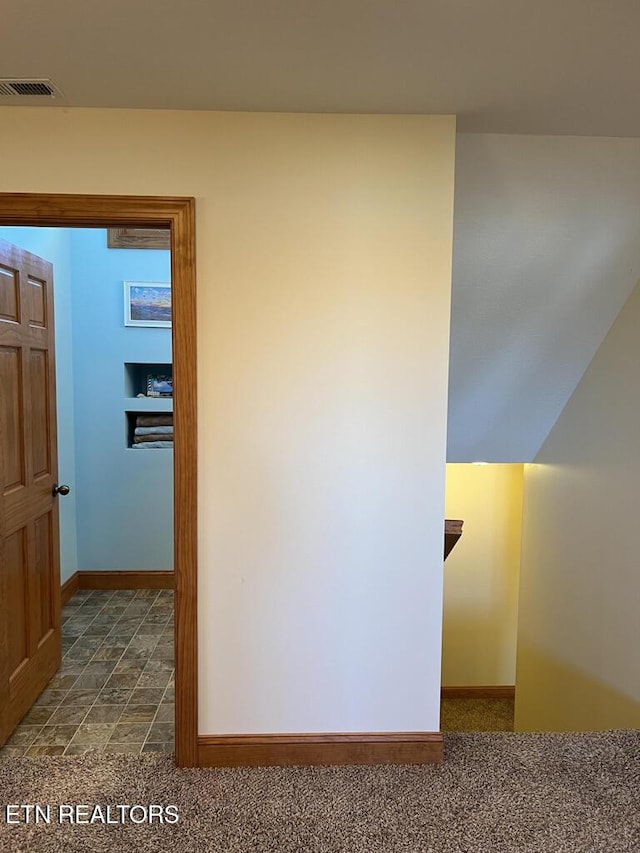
(124, 281, 171, 327)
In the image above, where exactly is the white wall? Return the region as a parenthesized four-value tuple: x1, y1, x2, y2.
(0, 227, 78, 584)
(0, 108, 456, 734)
(442, 464, 523, 686)
(448, 133, 640, 462)
(516, 281, 640, 731)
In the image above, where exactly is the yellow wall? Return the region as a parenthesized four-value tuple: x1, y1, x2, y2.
(516, 282, 640, 731)
(442, 464, 523, 686)
(0, 108, 456, 734)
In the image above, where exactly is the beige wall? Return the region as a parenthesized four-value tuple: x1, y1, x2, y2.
(0, 108, 456, 733)
(442, 464, 523, 686)
(516, 281, 640, 731)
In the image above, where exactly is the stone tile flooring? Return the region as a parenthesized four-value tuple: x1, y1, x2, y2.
(0, 588, 174, 757)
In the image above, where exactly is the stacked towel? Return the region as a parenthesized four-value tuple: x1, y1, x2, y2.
(135, 426, 173, 436)
(137, 414, 173, 427)
(134, 434, 173, 444)
(132, 413, 173, 448)
(132, 441, 173, 449)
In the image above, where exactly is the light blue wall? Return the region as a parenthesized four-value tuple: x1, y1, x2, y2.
(70, 229, 173, 570)
(0, 226, 173, 576)
(0, 227, 78, 582)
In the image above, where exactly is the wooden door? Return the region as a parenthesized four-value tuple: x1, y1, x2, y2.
(0, 239, 61, 746)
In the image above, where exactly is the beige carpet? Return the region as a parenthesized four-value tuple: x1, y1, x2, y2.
(0, 730, 638, 852)
(440, 697, 514, 732)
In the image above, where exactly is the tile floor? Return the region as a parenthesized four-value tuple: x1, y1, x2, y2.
(0, 588, 174, 757)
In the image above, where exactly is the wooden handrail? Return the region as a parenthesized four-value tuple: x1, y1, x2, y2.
(444, 519, 463, 560)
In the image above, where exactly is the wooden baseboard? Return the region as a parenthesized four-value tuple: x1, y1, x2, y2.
(62, 570, 174, 593)
(197, 732, 443, 767)
(78, 570, 174, 590)
(441, 685, 515, 700)
(61, 573, 80, 605)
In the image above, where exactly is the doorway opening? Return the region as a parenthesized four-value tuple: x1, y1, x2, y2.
(0, 195, 197, 767)
(440, 463, 524, 734)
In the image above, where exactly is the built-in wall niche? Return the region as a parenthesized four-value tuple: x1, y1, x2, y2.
(124, 363, 173, 448)
(124, 362, 173, 399)
(126, 410, 174, 450)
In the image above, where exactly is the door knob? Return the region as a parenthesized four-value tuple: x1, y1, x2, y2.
(52, 484, 70, 496)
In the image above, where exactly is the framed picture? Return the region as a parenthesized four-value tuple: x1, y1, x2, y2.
(124, 281, 172, 328)
(147, 374, 173, 397)
(108, 228, 170, 250)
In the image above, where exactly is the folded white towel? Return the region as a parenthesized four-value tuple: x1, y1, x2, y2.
(131, 441, 173, 449)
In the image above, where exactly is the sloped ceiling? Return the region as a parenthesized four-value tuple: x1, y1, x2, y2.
(447, 134, 640, 462)
(3, 2, 640, 463)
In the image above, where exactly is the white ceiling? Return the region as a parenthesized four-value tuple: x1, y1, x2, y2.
(448, 133, 640, 462)
(4, 2, 640, 463)
(2, 0, 640, 136)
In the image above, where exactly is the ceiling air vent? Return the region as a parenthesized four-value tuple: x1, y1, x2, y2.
(0, 78, 63, 98)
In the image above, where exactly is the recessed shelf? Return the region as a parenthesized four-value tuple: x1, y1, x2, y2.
(124, 362, 173, 399)
(123, 397, 173, 412)
(126, 410, 174, 450)
(124, 362, 174, 449)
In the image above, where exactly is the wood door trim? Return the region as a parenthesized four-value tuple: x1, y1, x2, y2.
(441, 685, 515, 700)
(0, 193, 198, 767)
(198, 732, 444, 767)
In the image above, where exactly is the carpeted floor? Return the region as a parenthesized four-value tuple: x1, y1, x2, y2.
(440, 697, 514, 732)
(0, 730, 638, 852)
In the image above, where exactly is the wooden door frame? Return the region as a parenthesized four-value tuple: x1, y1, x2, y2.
(0, 194, 197, 767)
